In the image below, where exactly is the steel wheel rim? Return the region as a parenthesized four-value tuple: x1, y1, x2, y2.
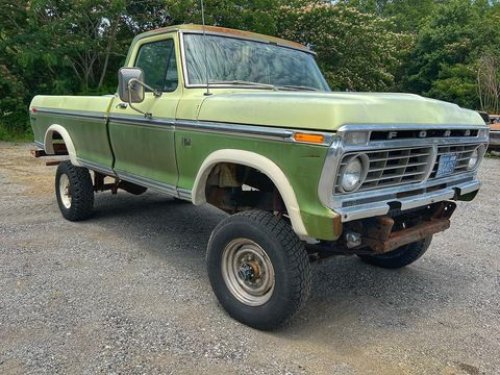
(59, 174, 72, 209)
(221, 238, 275, 306)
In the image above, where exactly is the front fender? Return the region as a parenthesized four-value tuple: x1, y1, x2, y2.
(192, 149, 308, 238)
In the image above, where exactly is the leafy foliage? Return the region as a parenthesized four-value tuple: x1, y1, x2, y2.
(478, 53, 500, 114)
(165, 0, 282, 35)
(344, 0, 439, 31)
(402, 0, 500, 110)
(1, 0, 499, 139)
(278, 2, 412, 91)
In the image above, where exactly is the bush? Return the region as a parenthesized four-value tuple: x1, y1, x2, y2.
(0, 64, 30, 136)
(0, 122, 33, 142)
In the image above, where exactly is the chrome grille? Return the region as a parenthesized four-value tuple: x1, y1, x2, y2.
(335, 147, 433, 193)
(430, 144, 478, 178)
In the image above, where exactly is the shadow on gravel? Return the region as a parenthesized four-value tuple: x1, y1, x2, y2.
(281, 254, 466, 339)
(90, 191, 224, 255)
(84, 191, 462, 335)
(91, 193, 198, 220)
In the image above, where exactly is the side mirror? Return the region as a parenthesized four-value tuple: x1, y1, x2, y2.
(118, 67, 145, 103)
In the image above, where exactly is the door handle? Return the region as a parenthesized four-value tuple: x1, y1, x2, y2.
(116, 103, 128, 109)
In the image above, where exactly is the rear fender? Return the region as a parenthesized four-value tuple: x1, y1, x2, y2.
(44, 124, 81, 166)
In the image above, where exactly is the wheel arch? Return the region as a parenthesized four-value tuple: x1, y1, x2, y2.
(44, 124, 81, 166)
(192, 149, 308, 238)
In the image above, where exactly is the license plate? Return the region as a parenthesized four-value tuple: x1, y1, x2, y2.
(436, 153, 457, 177)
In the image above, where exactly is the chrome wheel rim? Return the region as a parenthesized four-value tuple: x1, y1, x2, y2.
(59, 174, 72, 209)
(221, 238, 275, 306)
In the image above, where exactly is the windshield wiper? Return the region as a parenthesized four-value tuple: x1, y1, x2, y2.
(276, 85, 319, 92)
(208, 80, 277, 90)
(207, 80, 319, 92)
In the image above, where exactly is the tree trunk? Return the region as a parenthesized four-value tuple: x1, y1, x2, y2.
(98, 14, 121, 90)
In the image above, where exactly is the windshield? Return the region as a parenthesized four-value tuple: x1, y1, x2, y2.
(183, 33, 330, 91)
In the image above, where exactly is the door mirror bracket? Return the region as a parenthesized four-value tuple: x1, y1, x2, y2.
(118, 67, 162, 119)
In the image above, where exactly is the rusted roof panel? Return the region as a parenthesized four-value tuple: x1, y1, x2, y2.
(136, 24, 311, 53)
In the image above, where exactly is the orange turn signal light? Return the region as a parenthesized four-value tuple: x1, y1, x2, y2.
(293, 133, 325, 144)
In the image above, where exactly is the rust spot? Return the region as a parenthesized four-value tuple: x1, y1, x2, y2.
(45, 160, 62, 166)
(52, 143, 68, 155)
(31, 149, 46, 158)
(368, 219, 451, 253)
(362, 201, 457, 253)
(149, 24, 309, 52)
(332, 214, 343, 239)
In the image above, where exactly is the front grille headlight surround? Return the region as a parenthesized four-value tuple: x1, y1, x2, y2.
(338, 153, 369, 193)
(467, 144, 486, 171)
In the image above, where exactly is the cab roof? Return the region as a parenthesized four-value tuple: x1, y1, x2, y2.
(134, 24, 312, 53)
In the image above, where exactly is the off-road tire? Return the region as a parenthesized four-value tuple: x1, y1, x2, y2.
(206, 210, 311, 330)
(358, 236, 432, 269)
(55, 161, 94, 221)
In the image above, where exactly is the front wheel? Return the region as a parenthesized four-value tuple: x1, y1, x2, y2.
(358, 236, 432, 269)
(206, 210, 311, 330)
(55, 161, 94, 221)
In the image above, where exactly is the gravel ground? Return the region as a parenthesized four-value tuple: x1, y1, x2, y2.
(0, 142, 499, 374)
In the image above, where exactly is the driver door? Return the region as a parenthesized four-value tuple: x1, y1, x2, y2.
(108, 35, 181, 194)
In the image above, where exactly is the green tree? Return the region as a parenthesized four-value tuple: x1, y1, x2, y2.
(0, 0, 171, 136)
(403, 0, 500, 109)
(0, 0, 33, 132)
(278, 1, 411, 91)
(346, 0, 439, 31)
(27, 0, 129, 92)
(0, 65, 28, 133)
(2, 0, 500, 139)
(165, 0, 283, 35)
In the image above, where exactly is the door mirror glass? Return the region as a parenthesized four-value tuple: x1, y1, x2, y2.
(118, 67, 145, 103)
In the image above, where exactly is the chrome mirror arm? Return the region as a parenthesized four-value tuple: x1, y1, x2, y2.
(127, 78, 162, 119)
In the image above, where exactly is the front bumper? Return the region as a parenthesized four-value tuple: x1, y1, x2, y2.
(333, 174, 479, 222)
(317, 124, 489, 225)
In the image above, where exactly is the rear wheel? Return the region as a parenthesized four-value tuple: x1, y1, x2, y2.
(206, 210, 311, 330)
(358, 236, 432, 269)
(55, 161, 94, 221)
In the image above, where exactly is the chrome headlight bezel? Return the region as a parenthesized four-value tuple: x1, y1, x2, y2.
(338, 153, 369, 193)
(467, 144, 486, 171)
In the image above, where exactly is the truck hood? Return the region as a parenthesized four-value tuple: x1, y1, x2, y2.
(197, 91, 484, 130)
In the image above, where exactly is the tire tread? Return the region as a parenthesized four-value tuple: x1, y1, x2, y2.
(207, 210, 311, 330)
(359, 236, 432, 269)
(55, 161, 94, 221)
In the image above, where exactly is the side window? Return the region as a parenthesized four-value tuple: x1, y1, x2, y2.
(134, 39, 178, 92)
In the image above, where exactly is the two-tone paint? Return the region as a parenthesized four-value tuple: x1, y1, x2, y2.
(29, 24, 488, 241)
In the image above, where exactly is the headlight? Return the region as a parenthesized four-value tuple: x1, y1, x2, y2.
(339, 154, 369, 193)
(467, 145, 485, 170)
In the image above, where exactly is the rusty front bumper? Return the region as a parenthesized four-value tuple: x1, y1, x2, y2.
(361, 201, 456, 253)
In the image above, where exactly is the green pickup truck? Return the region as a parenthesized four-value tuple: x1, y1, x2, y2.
(30, 24, 489, 330)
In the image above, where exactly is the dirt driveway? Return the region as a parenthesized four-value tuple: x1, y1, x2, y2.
(1, 142, 499, 374)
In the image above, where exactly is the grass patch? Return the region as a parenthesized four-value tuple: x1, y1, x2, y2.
(0, 124, 33, 142)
